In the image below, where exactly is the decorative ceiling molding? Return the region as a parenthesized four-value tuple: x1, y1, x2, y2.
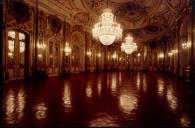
(23, 0, 190, 43)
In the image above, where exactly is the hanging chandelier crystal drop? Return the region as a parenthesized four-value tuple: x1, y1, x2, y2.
(121, 35, 137, 54)
(92, 8, 123, 45)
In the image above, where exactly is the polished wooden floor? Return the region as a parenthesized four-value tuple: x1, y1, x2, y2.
(2, 71, 195, 127)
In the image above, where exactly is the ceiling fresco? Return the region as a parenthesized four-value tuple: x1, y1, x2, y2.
(25, 0, 190, 43)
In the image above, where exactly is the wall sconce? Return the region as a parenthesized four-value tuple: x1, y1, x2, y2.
(38, 54, 43, 59)
(8, 52, 13, 58)
(172, 49, 178, 54)
(64, 42, 71, 55)
(37, 42, 46, 49)
(87, 51, 92, 56)
(112, 53, 117, 59)
(137, 53, 141, 57)
(182, 41, 191, 49)
(158, 53, 164, 59)
(168, 49, 178, 56)
(97, 53, 101, 57)
(168, 52, 173, 57)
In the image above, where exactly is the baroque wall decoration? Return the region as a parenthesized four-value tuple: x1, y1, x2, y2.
(73, 12, 91, 26)
(5, 0, 33, 32)
(2, 0, 192, 78)
(8, 0, 30, 23)
(48, 15, 62, 34)
(71, 31, 85, 72)
(38, 11, 47, 39)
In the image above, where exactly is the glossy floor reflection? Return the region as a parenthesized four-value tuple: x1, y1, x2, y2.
(2, 71, 195, 127)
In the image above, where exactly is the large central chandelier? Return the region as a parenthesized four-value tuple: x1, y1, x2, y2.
(92, 8, 122, 45)
(121, 35, 137, 54)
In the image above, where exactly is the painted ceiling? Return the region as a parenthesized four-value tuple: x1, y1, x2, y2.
(25, 0, 190, 43)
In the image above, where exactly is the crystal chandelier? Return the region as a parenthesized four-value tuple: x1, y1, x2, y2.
(121, 35, 137, 54)
(92, 8, 122, 45)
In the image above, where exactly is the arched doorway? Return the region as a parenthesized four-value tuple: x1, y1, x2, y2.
(70, 31, 85, 72)
(6, 30, 29, 80)
(48, 39, 60, 76)
(71, 45, 80, 72)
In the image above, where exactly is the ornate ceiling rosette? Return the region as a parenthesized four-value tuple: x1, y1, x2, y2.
(116, 1, 147, 22)
(23, 0, 190, 44)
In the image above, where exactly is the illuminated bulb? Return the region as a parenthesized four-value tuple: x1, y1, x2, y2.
(182, 41, 191, 49)
(137, 53, 141, 57)
(172, 49, 178, 54)
(8, 52, 13, 57)
(112, 53, 117, 59)
(64, 47, 71, 54)
(64, 42, 71, 54)
(97, 53, 101, 57)
(38, 54, 42, 58)
(158, 53, 164, 59)
(37, 43, 46, 49)
(168, 52, 173, 56)
(87, 51, 92, 56)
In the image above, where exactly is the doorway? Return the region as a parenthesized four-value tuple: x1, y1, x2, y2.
(6, 30, 29, 80)
(48, 40, 60, 76)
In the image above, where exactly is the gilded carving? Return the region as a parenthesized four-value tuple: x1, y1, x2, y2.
(8, 0, 30, 23)
(5, 0, 33, 32)
(38, 11, 47, 39)
(73, 12, 91, 26)
(48, 15, 62, 34)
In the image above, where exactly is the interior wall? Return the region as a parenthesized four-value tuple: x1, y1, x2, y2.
(2, 0, 193, 82)
(3, 0, 145, 81)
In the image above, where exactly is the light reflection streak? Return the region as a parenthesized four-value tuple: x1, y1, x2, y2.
(166, 86, 177, 111)
(89, 113, 118, 127)
(63, 85, 72, 110)
(111, 77, 117, 95)
(136, 73, 141, 91)
(5, 89, 26, 124)
(119, 72, 122, 84)
(143, 75, 147, 92)
(97, 83, 102, 96)
(34, 103, 47, 120)
(86, 85, 92, 98)
(16, 89, 25, 120)
(180, 114, 191, 127)
(97, 78, 102, 96)
(119, 94, 137, 114)
(157, 79, 164, 97)
(5, 90, 15, 124)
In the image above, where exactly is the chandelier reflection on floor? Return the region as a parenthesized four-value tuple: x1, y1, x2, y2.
(92, 8, 122, 45)
(121, 35, 137, 54)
